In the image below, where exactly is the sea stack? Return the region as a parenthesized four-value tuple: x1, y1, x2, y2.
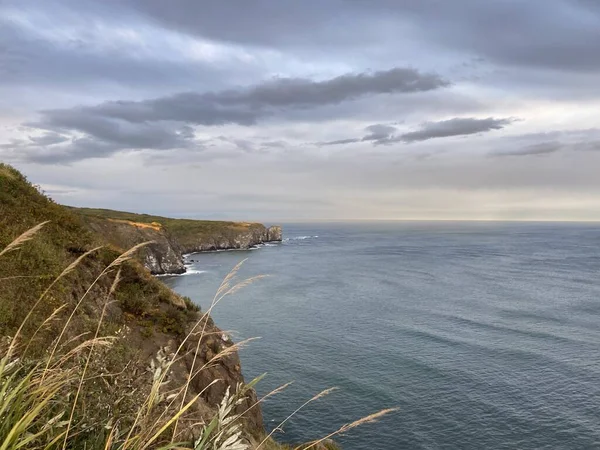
(267, 225, 283, 242)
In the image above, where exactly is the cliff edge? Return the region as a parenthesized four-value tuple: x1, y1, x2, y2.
(71, 207, 283, 275)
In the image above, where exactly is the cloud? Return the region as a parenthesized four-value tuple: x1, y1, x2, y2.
(575, 140, 600, 152)
(398, 117, 514, 143)
(0, 7, 254, 96)
(38, 67, 448, 127)
(319, 123, 398, 146)
(319, 138, 361, 146)
(362, 124, 397, 143)
(0, 132, 69, 149)
(491, 141, 563, 157)
(28, 113, 197, 150)
(1, 0, 600, 221)
(320, 117, 513, 147)
(27, 133, 70, 146)
(23, 139, 123, 164)
(121, 0, 600, 72)
(10, 67, 448, 163)
(3, 120, 200, 164)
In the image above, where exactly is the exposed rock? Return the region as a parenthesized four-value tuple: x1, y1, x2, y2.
(267, 225, 283, 242)
(80, 216, 186, 275)
(180, 224, 267, 253)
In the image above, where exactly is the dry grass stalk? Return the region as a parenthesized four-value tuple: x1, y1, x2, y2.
(237, 381, 295, 429)
(0, 220, 49, 258)
(256, 388, 339, 450)
(6, 245, 104, 361)
(108, 241, 154, 269)
(295, 408, 399, 450)
(62, 268, 122, 449)
(43, 242, 151, 380)
(172, 259, 266, 439)
(0, 226, 394, 450)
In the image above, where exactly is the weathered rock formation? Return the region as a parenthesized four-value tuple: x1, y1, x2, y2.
(267, 225, 283, 242)
(178, 223, 282, 253)
(79, 216, 186, 275)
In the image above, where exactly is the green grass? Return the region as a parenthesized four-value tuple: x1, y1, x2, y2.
(0, 163, 196, 343)
(70, 207, 266, 250)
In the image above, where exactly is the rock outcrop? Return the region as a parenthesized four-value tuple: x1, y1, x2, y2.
(178, 223, 282, 253)
(267, 225, 283, 242)
(79, 216, 186, 275)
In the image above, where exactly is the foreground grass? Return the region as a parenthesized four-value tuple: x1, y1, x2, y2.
(0, 225, 394, 449)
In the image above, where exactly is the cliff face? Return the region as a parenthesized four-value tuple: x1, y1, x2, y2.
(178, 223, 280, 253)
(71, 207, 283, 275)
(267, 225, 283, 242)
(78, 216, 186, 275)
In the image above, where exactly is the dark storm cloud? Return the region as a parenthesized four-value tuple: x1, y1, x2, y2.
(399, 117, 515, 143)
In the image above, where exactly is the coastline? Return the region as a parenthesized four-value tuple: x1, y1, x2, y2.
(70, 206, 283, 275)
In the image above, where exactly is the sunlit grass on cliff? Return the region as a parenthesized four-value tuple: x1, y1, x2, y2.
(0, 222, 395, 450)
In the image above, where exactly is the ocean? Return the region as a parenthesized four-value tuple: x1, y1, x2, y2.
(162, 222, 600, 449)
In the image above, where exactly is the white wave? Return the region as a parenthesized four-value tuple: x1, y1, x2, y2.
(185, 269, 208, 275)
(284, 235, 319, 242)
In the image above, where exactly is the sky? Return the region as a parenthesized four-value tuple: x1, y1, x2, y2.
(1, 0, 600, 221)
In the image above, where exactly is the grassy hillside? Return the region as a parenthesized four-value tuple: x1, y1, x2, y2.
(0, 164, 191, 340)
(0, 163, 265, 448)
(70, 206, 266, 250)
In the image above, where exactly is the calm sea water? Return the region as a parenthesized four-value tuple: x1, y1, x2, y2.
(163, 222, 600, 449)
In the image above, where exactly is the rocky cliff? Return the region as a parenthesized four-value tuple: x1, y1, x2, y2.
(177, 222, 280, 253)
(71, 207, 283, 275)
(267, 225, 283, 242)
(79, 215, 186, 274)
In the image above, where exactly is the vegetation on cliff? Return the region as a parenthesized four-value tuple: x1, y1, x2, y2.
(69, 207, 282, 275)
(0, 163, 265, 448)
(71, 207, 281, 251)
(0, 163, 393, 449)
